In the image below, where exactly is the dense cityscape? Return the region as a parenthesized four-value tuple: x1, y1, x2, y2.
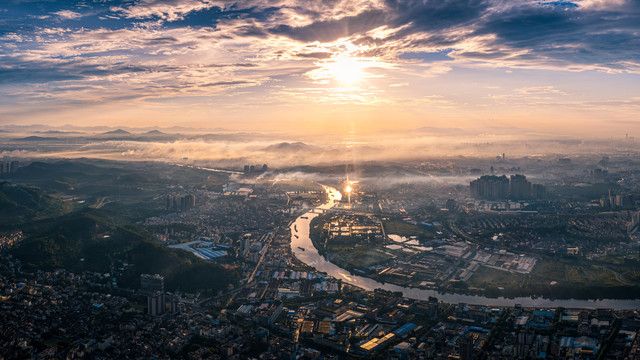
(0, 147, 639, 359)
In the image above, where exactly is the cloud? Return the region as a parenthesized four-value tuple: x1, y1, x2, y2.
(200, 80, 256, 87)
(515, 86, 567, 95)
(385, 0, 489, 32)
(0, 58, 161, 85)
(296, 52, 333, 59)
(110, 0, 218, 22)
(578, 0, 629, 11)
(5, 0, 640, 76)
(468, 1, 640, 70)
(270, 9, 387, 43)
(51, 10, 84, 20)
(0, 0, 639, 128)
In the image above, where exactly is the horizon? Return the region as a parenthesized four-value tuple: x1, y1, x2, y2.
(0, 123, 637, 166)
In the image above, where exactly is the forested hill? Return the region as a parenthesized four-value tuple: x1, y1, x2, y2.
(0, 182, 68, 227)
(12, 207, 239, 293)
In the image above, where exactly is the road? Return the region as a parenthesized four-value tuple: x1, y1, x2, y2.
(600, 266, 634, 286)
(247, 233, 274, 284)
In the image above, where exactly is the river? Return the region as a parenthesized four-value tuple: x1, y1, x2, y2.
(290, 186, 640, 309)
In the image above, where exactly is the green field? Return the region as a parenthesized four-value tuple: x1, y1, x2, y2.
(383, 220, 434, 239)
(464, 257, 640, 299)
(621, 271, 640, 284)
(467, 265, 524, 289)
(325, 243, 393, 270)
(529, 259, 619, 286)
(593, 253, 639, 266)
(310, 215, 394, 271)
(269, 179, 324, 192)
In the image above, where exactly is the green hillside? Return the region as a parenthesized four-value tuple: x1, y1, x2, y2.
(12, 208, 239, 292)
(0, 182, 69, 227)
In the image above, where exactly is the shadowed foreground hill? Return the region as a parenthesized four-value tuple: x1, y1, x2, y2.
(12, 208, 239, 293)
(0, 182, 69, 227)
(3, 160, 228, 197)
(125, 241, 240, 293)
(5, 161, 137, 193)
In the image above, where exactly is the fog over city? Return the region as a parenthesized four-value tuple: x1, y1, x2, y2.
(1, 125, 637, 168)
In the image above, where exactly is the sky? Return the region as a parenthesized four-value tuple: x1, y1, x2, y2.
(1, 0, 639, 136)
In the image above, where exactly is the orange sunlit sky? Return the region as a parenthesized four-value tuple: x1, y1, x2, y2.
(1, 0, 639, 136)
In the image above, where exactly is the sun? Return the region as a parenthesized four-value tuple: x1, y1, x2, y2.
(323, 55, 367, 84)
(307, 51, 391, 85)
(307, 54, 374, 84)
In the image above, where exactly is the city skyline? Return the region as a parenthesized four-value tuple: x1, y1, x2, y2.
(0, 0, 639, 136)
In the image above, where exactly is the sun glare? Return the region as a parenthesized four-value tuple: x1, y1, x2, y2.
(307, 53, 382, 85)
(324, 56, 367, 84)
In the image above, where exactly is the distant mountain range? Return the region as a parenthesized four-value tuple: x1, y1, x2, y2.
(35, 130, 84, 134)
(0, 124, 233, 134)
(101, 129, 131, 135)
(262, 141, 315, 152)
(0, 124, 258, 143)
(144, 130, 165, 135)
(415, 126, 466, 134)
(13, 136, 58, 141)
(413, 126, 535, 135)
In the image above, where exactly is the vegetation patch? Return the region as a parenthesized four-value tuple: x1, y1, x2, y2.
(383, 219, 435, 239)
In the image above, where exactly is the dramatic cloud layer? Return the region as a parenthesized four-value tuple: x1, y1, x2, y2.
(0, 0, 639, 135)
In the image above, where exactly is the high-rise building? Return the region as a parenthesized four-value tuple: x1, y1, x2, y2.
(186, 194, 195, 209)
(140, 273, 164, 294)
(470, 175, 509, 199)
(0, 161, 19, 174)
(532, 184, 546, 199)
(147, 292, 165, 316)
(471, 174, 545, 200)
(510, 174, 531, 200)
(166, 194, 196, 211)
(256, 300, 283, 326)
(459, 334, 474, 360)
(167, 295, 180, 313)
(243, 163, 268, 176)
(600, 192, 632, 209)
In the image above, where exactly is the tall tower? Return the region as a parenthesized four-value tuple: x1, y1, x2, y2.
(460, 334, 474, 360)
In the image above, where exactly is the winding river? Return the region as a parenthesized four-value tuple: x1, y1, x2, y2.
(290, 186, 640, 309)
